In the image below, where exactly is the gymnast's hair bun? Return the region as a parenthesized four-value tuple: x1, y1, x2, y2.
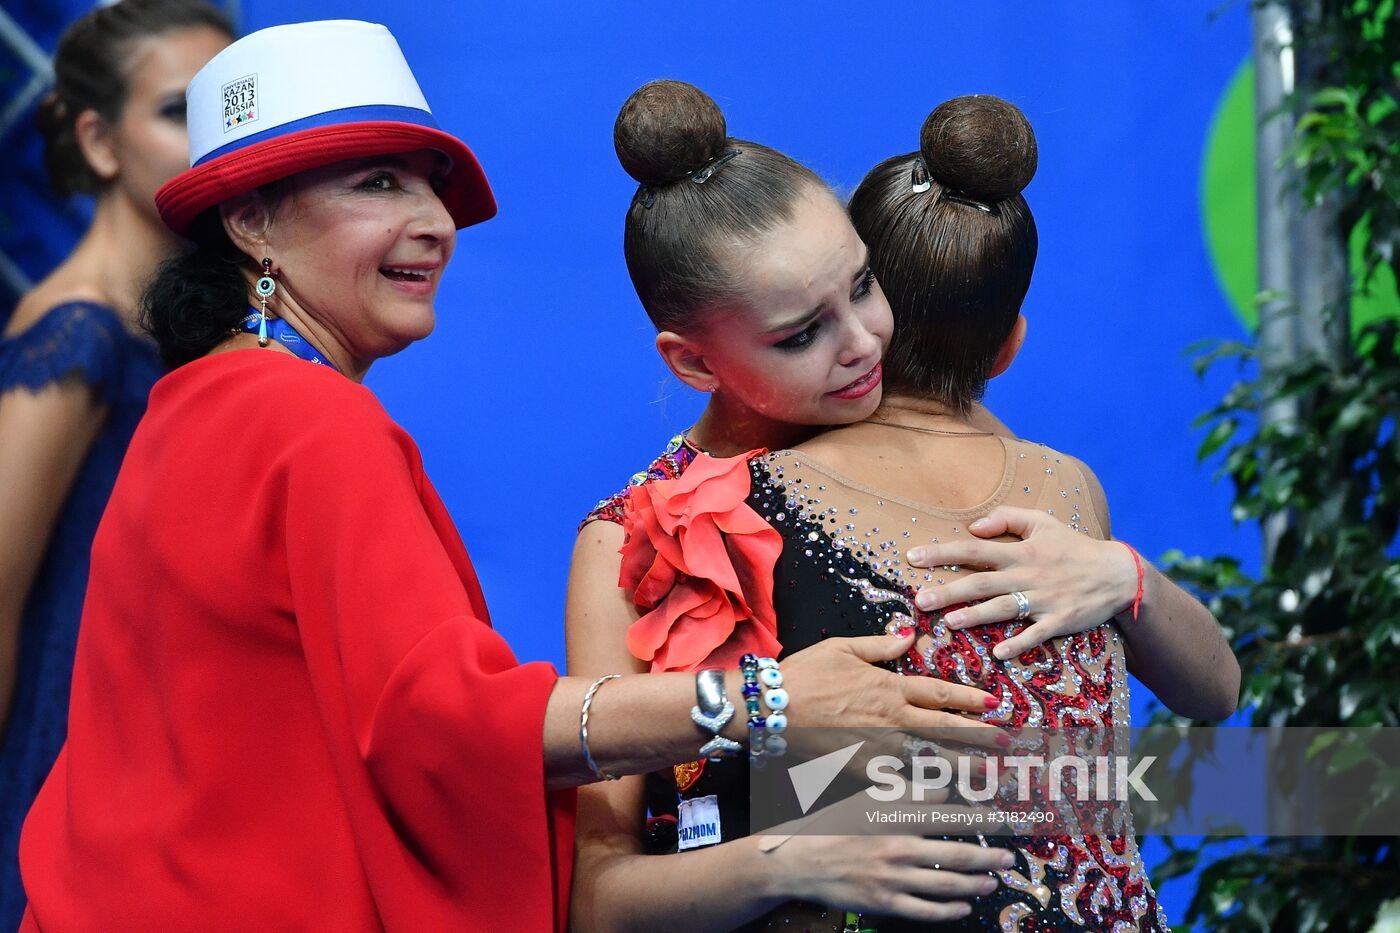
(919, 95, 1037, 203)
(614, 79, 729, 187)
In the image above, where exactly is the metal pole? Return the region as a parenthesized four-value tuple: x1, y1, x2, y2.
(1253, 1, 1300, 566)
(0, 4, 52, 304)
(1251, 1, 1352, 565)
(1288, 0, 1352, 364)
(0, 5, 52, 78)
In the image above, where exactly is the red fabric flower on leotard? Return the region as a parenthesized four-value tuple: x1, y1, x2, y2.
(619, 451, 783, 673)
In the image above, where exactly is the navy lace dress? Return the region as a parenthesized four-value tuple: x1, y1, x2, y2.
(0, 302, 162, 925)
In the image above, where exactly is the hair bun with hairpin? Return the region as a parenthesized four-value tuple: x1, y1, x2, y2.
(614, 79, 730, 188)
(919, 95, 1037, 203)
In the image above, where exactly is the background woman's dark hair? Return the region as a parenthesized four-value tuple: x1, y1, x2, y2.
(848, 95, 1038, 415)
(36, 0, 234, 198)
(616, 79, 828, 331)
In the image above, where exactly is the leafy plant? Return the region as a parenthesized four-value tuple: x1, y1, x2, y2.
(1289, 0, 1400, 294)
(1151, 1, 1400, 929)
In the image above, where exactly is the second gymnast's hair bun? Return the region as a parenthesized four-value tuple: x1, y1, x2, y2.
(920, 95, 1037, 203)
(614, 79, 729, 187)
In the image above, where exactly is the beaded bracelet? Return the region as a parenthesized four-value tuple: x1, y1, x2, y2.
(580, 673, 621, 781)
(741, 654, 790, 762)
(758, 657, 789, 756)
(1119, 542, 1145, 621)
(740, 654, 765, 754)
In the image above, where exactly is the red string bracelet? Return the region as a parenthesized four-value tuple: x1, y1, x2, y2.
(1119, 542, 1145, 621)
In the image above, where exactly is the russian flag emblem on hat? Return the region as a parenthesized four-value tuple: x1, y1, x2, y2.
(156, 20, 495, 236)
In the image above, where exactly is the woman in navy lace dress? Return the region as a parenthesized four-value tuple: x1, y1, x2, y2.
(0, 2, 231, 921)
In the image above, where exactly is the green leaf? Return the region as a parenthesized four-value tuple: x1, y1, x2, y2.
(1325, 738, 1373, 775)
(1306, 731, 1342, 759)
(1365, 94, 1398, 126)
(1151, 846, 1201, 882)
(1199, 418, 1238, 462)
(1308, 86, 1359, 113)
(1335, 397, 1374, 432)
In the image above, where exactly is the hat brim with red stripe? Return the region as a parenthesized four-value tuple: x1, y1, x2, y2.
(156, 120, 495, 237)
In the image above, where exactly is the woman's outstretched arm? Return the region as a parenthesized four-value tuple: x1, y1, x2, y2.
(547, 522, 1007, 788)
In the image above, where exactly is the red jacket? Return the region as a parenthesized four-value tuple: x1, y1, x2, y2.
(20, 351, 574, 931)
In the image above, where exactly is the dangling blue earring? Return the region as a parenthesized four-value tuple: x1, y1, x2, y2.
(255, 258, 277, 347)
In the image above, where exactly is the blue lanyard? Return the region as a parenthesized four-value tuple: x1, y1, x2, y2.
(239, 310, 338, 372)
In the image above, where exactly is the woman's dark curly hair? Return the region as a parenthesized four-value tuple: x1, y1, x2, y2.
(141, 189, 289, 369)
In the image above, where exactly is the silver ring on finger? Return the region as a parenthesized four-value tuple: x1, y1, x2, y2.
(1011, 590, 1031, 621)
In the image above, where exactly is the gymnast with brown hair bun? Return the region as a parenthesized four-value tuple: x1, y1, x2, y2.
(853, 97, 1238, 722)
(569, 81, 1017, 932)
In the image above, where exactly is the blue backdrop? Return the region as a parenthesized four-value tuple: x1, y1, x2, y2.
(316, 0, 1259, 672)
(2, 1, 1261, 923)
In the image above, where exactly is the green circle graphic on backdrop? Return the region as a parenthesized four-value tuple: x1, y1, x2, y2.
(1201, 58, 1399, 331)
